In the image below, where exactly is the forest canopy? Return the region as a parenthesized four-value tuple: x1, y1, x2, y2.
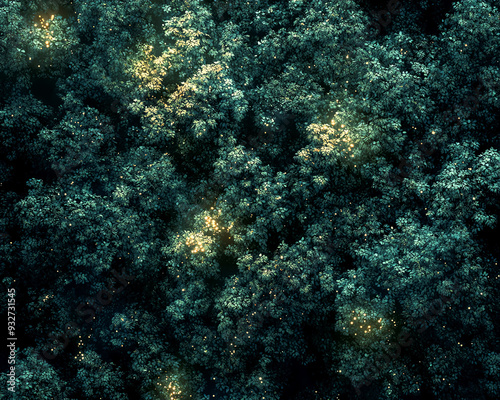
(1, 0, 499, 399)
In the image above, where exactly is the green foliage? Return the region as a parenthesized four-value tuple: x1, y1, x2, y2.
(1, 0, 499, 399)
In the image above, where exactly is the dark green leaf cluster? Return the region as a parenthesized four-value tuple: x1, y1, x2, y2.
(1, 0, 499, 399)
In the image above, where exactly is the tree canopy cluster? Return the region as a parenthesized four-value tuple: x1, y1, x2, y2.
(1, 0, 499, 399)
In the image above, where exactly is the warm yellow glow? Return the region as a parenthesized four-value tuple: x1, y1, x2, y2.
(32, 14, 65, 51)
(129, 44, 169, 92)
(204, 214, 232, 234)
(339, 305, 395, 347)
(305, 122, 357, 162)
(185, 232, 208, 253)
(181, 210, 233, 256)
(155, 373, 184, 399)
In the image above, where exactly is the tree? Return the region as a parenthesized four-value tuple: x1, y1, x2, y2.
(1, 0, 499, 399)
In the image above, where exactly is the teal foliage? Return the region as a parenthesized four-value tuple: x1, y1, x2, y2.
(1, 0, 499, 399)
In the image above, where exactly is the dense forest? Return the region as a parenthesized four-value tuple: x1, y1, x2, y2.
(1, 0, 499, 399)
